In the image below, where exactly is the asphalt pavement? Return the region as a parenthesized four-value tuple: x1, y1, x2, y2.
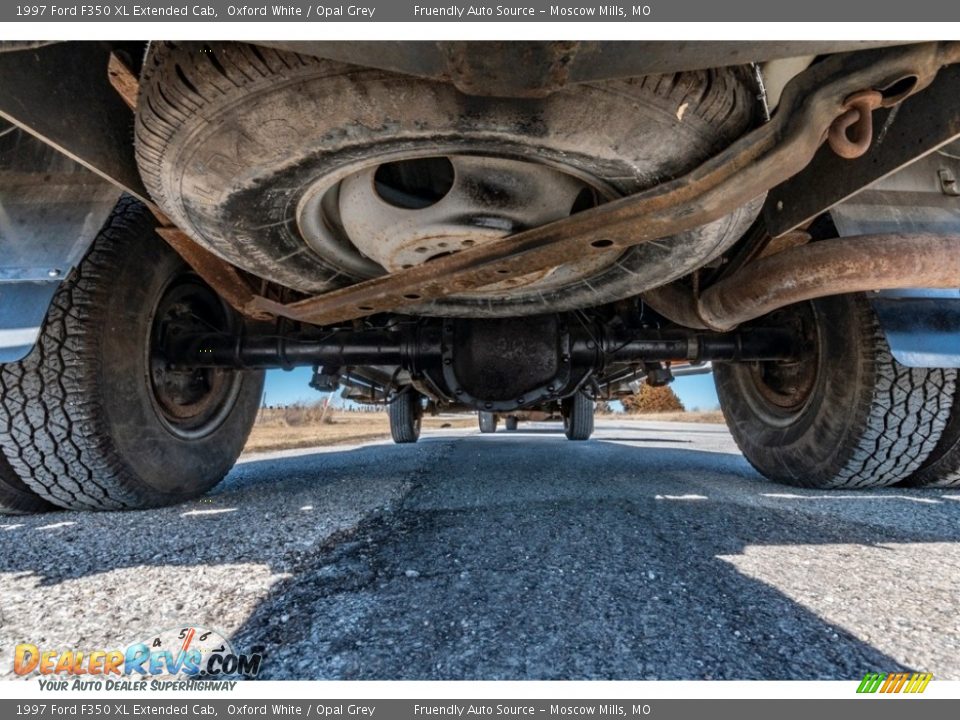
(2, 419, 959, 680)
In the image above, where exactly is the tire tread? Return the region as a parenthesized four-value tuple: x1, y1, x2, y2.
(389, 392, 421, 444)
(0, 452, 52, 515)
(716, 296, 955, 489)
(564, 393, 595, 441)
(0, 199, 258, 510)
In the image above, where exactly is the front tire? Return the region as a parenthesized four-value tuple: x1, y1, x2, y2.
(0, 199, 265, 511)
(562, 392, 595, 441)
(478, 412, 498, 434)
(388, 391, 423, 444)
(714, 295, 955, 489)
(505, 416, 519, 432)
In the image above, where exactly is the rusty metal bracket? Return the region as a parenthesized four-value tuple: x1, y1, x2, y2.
(0, 43, 275, 326)
(155, 227, 274, 322)
(248, 42, 960, 327)
(107, 52, 139, 111)
(766, 62, 960, 236)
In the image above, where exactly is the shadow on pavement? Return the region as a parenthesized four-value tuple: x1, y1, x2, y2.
(2, 434, 958, 680)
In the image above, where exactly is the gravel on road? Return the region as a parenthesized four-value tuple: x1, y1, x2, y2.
(2, 420, 958, 681)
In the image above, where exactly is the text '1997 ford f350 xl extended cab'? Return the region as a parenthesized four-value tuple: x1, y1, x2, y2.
(3, 40, 960, 513)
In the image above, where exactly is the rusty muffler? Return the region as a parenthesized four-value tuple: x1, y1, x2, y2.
(681, 234, 960, 331)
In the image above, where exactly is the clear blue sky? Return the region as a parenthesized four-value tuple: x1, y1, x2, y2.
(262, 367, 720, 410)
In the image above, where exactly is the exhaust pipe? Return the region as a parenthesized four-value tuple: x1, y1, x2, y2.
(647, 234, 960, 331)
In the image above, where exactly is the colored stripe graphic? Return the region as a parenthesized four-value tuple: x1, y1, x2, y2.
(911, 673, 933, 693)
(857, 673, 886, 693)
(857, 672, 932, 694)
(880, 673, 897, 693)
(887, 673, 907, 692)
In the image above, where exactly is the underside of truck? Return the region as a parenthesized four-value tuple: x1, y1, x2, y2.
(3, 40, 960, 512)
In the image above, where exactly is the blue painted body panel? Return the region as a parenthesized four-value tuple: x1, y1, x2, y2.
(832, 146, 960, 368)
(0, 125, 120, 362)
(0, 281, 58, 363)
(872, 290, 960, 368)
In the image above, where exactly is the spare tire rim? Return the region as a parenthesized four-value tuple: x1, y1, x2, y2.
(296, 152, 621, 298)
(148, 275, 244, 440)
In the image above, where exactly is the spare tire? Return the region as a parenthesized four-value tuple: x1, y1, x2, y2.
(135, 42, 761, 317)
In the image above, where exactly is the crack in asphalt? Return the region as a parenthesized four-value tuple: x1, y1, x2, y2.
(2, 423, 959, 681)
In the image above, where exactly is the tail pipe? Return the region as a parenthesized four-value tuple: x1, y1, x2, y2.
(648, 234, 960, 332)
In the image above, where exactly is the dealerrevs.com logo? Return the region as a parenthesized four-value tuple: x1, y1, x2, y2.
(857, 672, 933, 694)
(13, 626, 262, 690)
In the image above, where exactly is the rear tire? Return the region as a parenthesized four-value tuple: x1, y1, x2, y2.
(715, 294, 955, 489)
(906, 387, 960, 487)
(563, 392, 595, 441)
(478, 412, 498, 434)
(505, 416, 519, 431)
(0, 199, 265, 510)
(0, 453, 52, 515)
(388, 391, 423, 444)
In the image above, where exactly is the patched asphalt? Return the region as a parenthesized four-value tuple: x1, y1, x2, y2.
(2, 420, 958, 680)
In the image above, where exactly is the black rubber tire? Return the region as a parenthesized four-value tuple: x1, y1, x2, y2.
(563, 392, 595, 441)
(388, 391, 422, 444)
(0, 452, 52, 515)
(135, 42, 759, 317)
(0, 199, 265, 511)
(714, 294, 956, 489)
(906, 385, 960, 487)
(478, 412, 498, 434)
(505, 416, 519, 432)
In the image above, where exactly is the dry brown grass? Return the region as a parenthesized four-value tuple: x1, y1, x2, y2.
(629, 410, 725, 424)
(243, 408, 475, 454)
(243, 404, 725, 454)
